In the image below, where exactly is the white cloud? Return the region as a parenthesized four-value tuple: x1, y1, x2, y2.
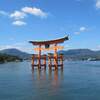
(12, 20, 26, 26)
(22, 7, 47, 18)
(10, 7, 48, 19)
(74, 26, 87, 35)
(80, 26, 87, 32)
(0, 7, 48, 26)
(0, 10, 8, 16)
(96, 0, 100, 9)
(10, 11, 26, 20)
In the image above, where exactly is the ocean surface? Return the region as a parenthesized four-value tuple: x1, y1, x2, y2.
(0, 61, 100, 100)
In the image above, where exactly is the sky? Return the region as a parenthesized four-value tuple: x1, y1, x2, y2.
(0, 0, 100, 53)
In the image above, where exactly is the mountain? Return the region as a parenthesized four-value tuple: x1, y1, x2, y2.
(0, 53, 22, 63)
(58, 49, 100, 61)
(0, 48, 31, 59)
(1, 48, 100, 61)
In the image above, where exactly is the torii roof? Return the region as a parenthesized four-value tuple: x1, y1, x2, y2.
(29, 36, 69, 45)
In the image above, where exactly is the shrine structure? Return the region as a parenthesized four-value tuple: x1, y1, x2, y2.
(29, 36, 69, 70)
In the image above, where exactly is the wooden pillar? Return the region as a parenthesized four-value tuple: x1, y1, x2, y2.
(38, 45, 41, 69)
(54, 44, 58, 70)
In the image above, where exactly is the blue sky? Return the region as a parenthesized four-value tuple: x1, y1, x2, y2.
(0, 0, 100, 53)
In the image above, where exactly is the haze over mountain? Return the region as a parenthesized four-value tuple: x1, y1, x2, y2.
(0, 48, 31, 59)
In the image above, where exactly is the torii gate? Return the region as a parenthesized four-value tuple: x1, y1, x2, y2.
(29, 36, 69, 70)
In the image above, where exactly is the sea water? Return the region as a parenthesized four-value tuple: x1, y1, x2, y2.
(0, 61, 100, 100)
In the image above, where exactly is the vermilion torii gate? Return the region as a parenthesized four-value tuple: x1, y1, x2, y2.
(29, 36, 69, 70)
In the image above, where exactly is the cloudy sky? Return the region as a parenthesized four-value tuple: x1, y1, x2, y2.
(0, 0, 100, 53)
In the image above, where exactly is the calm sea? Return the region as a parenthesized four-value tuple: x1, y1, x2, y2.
(0, 61, 100, 100)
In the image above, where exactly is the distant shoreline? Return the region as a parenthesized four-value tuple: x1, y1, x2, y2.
(0, 48, 100, 64)
(1, 59, 100, 65)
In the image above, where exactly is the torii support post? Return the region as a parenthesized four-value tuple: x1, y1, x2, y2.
(54, 43, 58, 70)
(38, 45, 41, 69)
(31, 48, 47, 69)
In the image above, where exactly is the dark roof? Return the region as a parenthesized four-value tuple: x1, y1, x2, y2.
(29, 36, 69, 45)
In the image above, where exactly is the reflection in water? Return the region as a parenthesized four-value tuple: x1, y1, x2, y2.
(31, 68, 63, 88)
(48, 69, 63, 87)
(32, 68, 47, 80)
(31, 68, 64, 97)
